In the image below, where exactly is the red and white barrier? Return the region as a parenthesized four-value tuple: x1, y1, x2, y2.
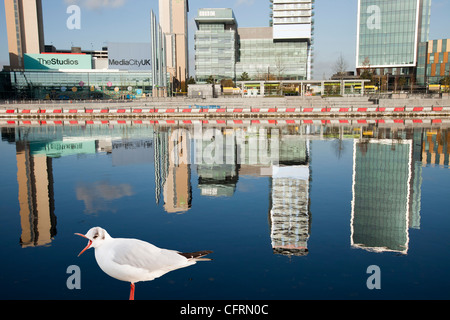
(181, 108, 203, 113)
(405, 106, 433, 112)
(251, 108, 278, 113)
(274, 107, 299, 113)
(155, 108, 177, 113)
(379, 107, 408, 113)
(108, 120, 133, 125)
(61, 108, 85, 114)
(109, 108, 131, 114)
(231, 108, 251, 113)
(131, 108, 153, 114)
(0, 108, 17, 114)
(249, 119, 301, 125)
(0, 120, 17, 125)
(21, 109, 40, 114)
(87, 108, 107, 114)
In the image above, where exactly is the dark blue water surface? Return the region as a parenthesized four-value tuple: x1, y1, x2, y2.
(0, 123, 449, 300)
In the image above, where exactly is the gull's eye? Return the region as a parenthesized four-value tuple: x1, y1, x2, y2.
(93, 234, 99, 239)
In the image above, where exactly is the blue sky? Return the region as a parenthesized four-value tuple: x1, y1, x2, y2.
(1, 0, 449, 79)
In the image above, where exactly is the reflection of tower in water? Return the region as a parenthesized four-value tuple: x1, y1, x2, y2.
(15, 142, 57, 247)
(269, 135, 311, 257)
(154, 130, 169, 205)
(351, 129, 424, 254)
(154, 128, 192, 213)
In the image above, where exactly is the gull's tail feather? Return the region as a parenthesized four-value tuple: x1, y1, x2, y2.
(179, 250, 213, 261)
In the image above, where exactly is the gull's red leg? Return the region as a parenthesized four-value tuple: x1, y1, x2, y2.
(130, 283, 135, 301)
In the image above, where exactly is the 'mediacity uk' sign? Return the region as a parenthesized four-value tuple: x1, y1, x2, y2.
(108, 42, 152, 71)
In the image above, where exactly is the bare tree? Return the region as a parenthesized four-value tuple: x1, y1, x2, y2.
(275, 54, 286, 81)
(333, 53, 348, 78)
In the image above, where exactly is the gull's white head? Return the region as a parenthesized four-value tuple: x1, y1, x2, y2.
(75, 227, 111, 256)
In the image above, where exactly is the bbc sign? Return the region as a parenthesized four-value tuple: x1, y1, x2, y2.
(108, 42, 152, 71)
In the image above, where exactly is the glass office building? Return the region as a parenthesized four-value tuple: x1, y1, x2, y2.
(194, 5, 312, 83)
(356, 0, 431, 84)
(236, 27, 308, 81)
(417, 42, 428, 85)
(270, 0, 314, 80)
(194, 8, 238, 83)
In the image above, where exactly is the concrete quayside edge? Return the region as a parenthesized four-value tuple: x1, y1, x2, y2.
(1, 96, 450, 119)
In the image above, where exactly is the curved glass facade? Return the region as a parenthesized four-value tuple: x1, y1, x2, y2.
(5, 70, 157, 100)
(236, 38, 308, 80)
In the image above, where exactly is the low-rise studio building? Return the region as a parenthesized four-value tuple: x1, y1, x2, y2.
(3, 44, 163, 100)
(1, 4, 169, 100)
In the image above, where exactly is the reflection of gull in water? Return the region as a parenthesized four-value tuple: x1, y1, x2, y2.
(76, 227, 213, 300)
(76, 182, 134, 214)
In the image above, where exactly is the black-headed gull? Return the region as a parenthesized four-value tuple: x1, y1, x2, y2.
(75, 227, 213, 300)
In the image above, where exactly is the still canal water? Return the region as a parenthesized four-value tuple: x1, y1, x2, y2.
(0, 121, 449, 300)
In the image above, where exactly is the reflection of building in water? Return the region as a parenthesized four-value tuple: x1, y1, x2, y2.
(194, 126, 312, 255)
(351, 129, 424, 254)
(270, 165, 311, 256)
(269, 135, 311, 257)
(162, 129, 192, 213)
(5, 125, 122, 247)
(14, 136, 98, 247)
(112, 139, 154, 167)
(196, 128, 239, 197)
(422, 129, 449, 167)
(16, 141, 57, 247)
(154, 130, 169, 205)
(410, 130, 424, 230)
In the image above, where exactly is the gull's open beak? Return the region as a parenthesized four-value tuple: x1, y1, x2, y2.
(75, 233, 92, 257)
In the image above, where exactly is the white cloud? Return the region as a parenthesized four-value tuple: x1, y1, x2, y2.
(76, 182, 134, 214)
(64, 0, 127, 10)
